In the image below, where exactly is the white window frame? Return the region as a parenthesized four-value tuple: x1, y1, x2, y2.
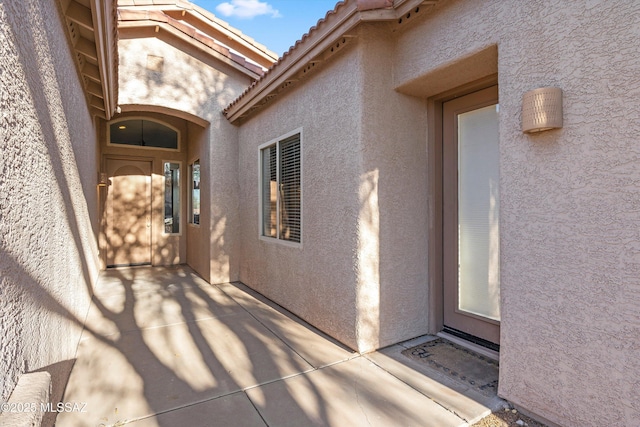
(258, 128, 303, 248)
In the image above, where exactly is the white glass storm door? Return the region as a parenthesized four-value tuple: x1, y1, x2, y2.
(443, 85, 500, 346)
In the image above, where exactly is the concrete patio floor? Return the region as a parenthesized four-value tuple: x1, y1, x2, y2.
(56, 266, 503, 427)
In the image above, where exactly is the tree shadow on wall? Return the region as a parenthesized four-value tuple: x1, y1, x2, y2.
(1, 0, 100, 412)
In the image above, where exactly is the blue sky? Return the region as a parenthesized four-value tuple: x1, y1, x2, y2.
(190, 0, 339, 56)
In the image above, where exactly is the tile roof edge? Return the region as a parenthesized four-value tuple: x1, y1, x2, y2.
(223, 0, 405, 123)
(185, 6, 278, 61)
(117, 8, 265, 78)
(118, 1, 278, 66)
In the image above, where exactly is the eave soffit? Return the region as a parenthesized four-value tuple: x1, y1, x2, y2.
(58, 0, 119, 120)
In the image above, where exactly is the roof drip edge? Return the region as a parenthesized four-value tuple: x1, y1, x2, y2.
(223, 0, 435, 124)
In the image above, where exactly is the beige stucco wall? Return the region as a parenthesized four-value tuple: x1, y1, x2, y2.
(186, 121, 210, 281)
(237, 41, 363, 350)
(0, 0, 99, 401)
(118, 36, 251, 282)
(237, 27, 431, 352)
(394, 1, 640, 425)
(358, 23, 430, 348)
(107, 2, 640, 423)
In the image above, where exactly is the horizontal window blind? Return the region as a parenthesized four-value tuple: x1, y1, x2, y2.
(261, 145, 277, 238)
(279, 136, 301, 242)
(260, 133, 301, 243)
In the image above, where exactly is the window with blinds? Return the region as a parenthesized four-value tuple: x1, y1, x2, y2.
(260, 132, 301, 244)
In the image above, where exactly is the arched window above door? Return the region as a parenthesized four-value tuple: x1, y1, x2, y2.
(109, 118, 179, 150)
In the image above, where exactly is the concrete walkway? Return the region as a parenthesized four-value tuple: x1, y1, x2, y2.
(56, 266, 503, 427)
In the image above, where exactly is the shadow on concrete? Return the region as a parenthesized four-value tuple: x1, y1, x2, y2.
(55, 266, 339, 426)
(34, 360, 76, 427)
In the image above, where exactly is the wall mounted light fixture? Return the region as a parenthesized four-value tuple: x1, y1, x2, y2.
(98, 172, 108, 187)
(522, 87, 563, 133)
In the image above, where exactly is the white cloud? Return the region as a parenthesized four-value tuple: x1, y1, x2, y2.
(215, 0, 282, 19)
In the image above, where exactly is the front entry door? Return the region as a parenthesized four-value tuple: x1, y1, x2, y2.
(106, 159, 152, 267)
(443, 86, 500, 346)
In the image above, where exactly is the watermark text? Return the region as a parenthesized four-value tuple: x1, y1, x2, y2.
(1, 401, 87, 413)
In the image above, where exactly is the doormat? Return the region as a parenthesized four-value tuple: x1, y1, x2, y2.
(401, 338, 499, 395)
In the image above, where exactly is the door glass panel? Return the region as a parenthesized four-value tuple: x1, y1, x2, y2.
(190, 161, 200, 225)
(164, 162, 180, 234)
(458, 104, 500, 321)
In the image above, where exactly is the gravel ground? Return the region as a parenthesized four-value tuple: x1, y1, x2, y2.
(472, 407, 548, 427)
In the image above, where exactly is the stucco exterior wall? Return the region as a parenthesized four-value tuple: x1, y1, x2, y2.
(0, 0, 99, 401)
(186, 121, 210, 281)
(237, 42, 363, 350)
(394, 1, 640, 425)
(207, 117, 241, 284)
(118, 37, 250, 282)
(358, 24, 430, 349)
(237, 27, 431, 352)
(118, 37, 252, 124)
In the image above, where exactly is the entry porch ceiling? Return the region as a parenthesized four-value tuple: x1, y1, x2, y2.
(58, 0, 118, 120)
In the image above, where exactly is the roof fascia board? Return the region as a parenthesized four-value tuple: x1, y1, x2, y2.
(119, 5, 277, 67)
(118, 9, 265, 77)
(118, 21, 261, 80)
(225, 0, 437, 123)
(182, 3, 278, 61)
(224, 2, 363, 122)
(91, 0, 118, 120)
(172, 10, 277, 66)
(358, 8, 398, 21)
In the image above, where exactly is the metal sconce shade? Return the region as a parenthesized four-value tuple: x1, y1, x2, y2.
(522, 87, 563, 133)
(98, 172, 108, 187)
